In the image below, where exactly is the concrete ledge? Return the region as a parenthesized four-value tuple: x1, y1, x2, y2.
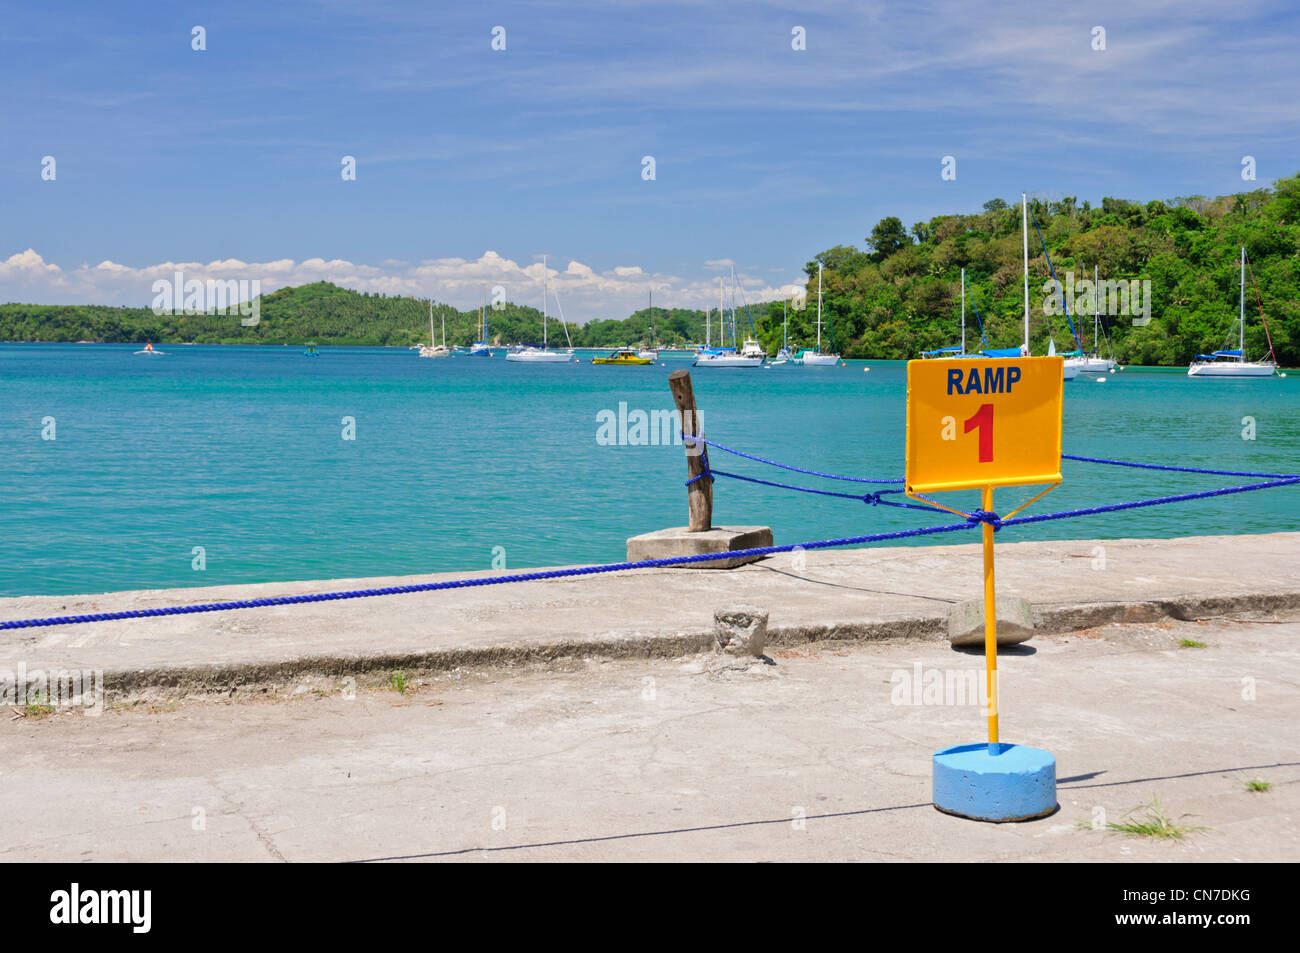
(626, 525, 774, 569)
(2, 533, 1298, 700)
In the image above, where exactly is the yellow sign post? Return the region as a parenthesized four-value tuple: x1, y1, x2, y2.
(905, 356, 1063, 755)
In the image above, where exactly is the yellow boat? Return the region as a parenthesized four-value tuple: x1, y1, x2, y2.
(592, 347, 653, 366)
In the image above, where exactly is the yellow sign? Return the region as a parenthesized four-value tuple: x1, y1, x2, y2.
(905, 356, 1063, 494)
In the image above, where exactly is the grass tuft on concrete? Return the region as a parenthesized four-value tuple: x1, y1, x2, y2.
(1102, 798, 1209, 840)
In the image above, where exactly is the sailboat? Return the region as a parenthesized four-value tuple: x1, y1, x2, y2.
(771, 300, 793, 364)
(1007, 192, 1078, 379)
(419, 299, 451, 358)
(694, 269, 762, 366)
(1188, 246, 1278, 377)
(1065, 265, 1117, 374)
(793, 263, 839, 365)
(462, 287, 492, 356)
(638, 291, 659, 360)
(506, 255, 573, 363)
(922, 268, 987, 359)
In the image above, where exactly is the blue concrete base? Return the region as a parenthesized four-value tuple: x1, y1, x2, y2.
(932, 742, 1058, 822)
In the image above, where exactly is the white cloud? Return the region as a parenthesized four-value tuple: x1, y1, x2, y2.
(0, 249, 797, 324)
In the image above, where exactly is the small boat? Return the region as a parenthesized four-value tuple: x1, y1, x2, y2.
(771, 300, 793, 364)
(695, 270, 763, 366)
(1188, 246, 1278, 378)
(793, 263, 840, 365)
(134, 343, 164, 356)
(637, 290, 660, 360)
(463, 288, 493, 356)
(506, 255, 574, 363)
(304, 341, 319, 357)
(419, 300, 451, 358)
(592, 347, 653, 366)
(1065, 265, 1117, 375)
(693, 348, 762, 367)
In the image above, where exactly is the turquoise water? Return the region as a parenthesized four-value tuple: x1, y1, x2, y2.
(1, 344, 1297, 597)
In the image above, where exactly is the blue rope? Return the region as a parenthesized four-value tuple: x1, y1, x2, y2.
(2, 445, 1294, 631)
(683, 435, 902, 484)
(999, 475, 1298, 528)
(0, 520, 983, 631)
(708, 468, 937, 510)
(1061, 454, 1297, 479)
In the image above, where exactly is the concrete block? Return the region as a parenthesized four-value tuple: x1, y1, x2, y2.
(948, 596, 1035, 647)
(713, 605, 768, 656)
(625, 526, 774, 570)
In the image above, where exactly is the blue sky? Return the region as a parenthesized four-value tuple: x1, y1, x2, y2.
(2, 0, 1298, 321)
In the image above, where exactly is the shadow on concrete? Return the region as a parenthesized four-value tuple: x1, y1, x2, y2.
(350, 801, 933, 863)
(1059, 761, 1299, 791)
(760, 566, 960, 605)
(351, 761, 1300, 862)
(951, 643, 1038, 656)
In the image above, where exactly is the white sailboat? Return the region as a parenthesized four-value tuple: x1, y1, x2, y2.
(460, 287, 492, 356)
(1188, 246, 1278, 377)
(419, 299, 451, 358)
(507, 255, 573, 363)
(794, 262, 839, 365)
(694, 270, 762, 366)
(638, 291, 659, 360)
(771, 300, 793, 364)
(1065, 265, 1117, 374)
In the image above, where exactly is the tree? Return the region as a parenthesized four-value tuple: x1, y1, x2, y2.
(866, 217, 912, 262)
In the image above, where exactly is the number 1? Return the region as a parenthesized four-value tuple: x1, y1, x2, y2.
(964, 403, 993, 462)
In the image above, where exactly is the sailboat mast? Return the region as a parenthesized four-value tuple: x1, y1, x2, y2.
(1094, 263, 1100, 352)
(816, 262, 823, 350)
(960, 267, 966, 355)
(1022, 192, 1030, 354)
(718, 277, 724, 348)
(542, 255, 548, 349)
(429, 298, 435, 346)
(1239, 245, 1246, 361)
(705, 305, 710, 347)
(783, 299, 788, 350)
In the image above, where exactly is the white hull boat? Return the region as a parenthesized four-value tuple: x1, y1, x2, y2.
(796, 263, 840, 365)
(506, 347, 571, 363)
(506, 254, 574, 363)
(1188, 246, 1278, 379)
(420, 300, 451, 358)
(693, 349, 761, 367)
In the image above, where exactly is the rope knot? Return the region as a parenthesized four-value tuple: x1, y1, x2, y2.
(966, 509, 1003, 531)
(864, 492, 881, 506)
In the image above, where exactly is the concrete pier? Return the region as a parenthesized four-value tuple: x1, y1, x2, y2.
(0, 532, 1297, 699)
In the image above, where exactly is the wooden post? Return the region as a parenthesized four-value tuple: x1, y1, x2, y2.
(668, 369, 713, 531)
